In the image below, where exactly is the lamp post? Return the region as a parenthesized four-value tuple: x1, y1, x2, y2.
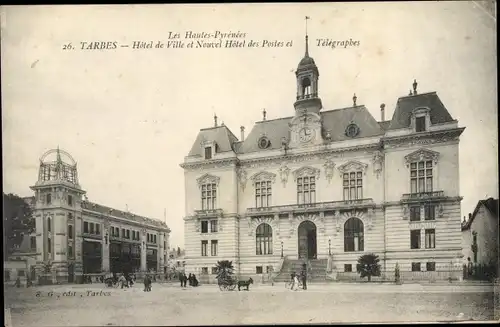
(281, 241, 284, 258)
(328, 239, 331, 256)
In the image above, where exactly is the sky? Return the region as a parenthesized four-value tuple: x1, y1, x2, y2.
(1, 2, 497, 248)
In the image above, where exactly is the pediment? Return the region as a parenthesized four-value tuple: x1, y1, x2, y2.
(196, 173, 220, 187)
(292, 166, 321, 181)
(337, 160, 368, 175)
(250, 171, 277, 185)
(404, 148, 440, 166)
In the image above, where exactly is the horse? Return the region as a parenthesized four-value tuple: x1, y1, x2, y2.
(237, 277, 253, 291)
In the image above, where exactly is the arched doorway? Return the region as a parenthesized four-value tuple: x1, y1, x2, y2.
(298, 221, 317, 259)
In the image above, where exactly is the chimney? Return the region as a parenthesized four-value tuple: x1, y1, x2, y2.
(240, 126, 245, 141)
(380, 103, 386, 121)
(468, 213, 472, 220)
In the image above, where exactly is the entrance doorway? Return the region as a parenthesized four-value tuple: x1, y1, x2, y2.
(297, 221, 317, 259)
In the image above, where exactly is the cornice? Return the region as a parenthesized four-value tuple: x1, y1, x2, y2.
(382, 128, 465, 149)
(82, 209, 170, 232)
(180, 142, 380, 171)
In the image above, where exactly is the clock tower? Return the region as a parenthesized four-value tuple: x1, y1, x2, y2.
(289, 17, 324, 148)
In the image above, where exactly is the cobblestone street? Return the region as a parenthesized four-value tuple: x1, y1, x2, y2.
(4, 282, 497, 326)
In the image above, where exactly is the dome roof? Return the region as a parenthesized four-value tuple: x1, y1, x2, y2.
(298, 56, 316, 67)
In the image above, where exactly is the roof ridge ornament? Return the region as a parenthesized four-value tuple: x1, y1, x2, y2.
(353, 93, 357, 106)
(413, 79, 418, 95)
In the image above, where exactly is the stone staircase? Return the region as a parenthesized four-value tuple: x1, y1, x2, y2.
(274, 258, 328, 282)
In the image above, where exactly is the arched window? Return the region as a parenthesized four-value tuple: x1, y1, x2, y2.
(256, 223, 273, 255)
(47, 217, 51, 232)
(301, 77, 311, 96)
(344, 218, 364, 252)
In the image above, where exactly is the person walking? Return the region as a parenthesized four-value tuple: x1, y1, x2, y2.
(292, 273, 300, 291)
(301, 269, 307, 290)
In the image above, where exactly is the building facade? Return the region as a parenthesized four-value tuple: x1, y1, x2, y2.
(462, 198, 499, 267)
(181, 34, 465, 282)
(28, 148, 170, 283)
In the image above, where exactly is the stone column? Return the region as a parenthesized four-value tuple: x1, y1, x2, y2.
(159, 232, 165, 276)
(74, 215, 84, 283)
(101, 221, 110, 272)
(54, 211, 68, 283)
(140, 228, 147, 273)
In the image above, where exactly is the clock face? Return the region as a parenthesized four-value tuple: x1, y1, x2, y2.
(299, 127, 313, 143)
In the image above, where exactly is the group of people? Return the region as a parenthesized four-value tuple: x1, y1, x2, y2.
(289, 270, 307, 291)
(179, 272, 199, 287)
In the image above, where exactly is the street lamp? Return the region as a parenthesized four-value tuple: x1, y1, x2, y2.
(281, 241, 284, 258)
(328, 239, 331, 256)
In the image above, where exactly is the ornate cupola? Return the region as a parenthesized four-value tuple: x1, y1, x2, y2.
(294, 16, 322, 116)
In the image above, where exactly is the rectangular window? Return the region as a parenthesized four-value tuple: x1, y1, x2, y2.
(201, 183, 217, 210)
(68, 225, 73, 239)
(424, 204, 435, 221)
(411, 262, 421, 272)
(201, 240, 208, 256)
(211, 267, 218, 275)
(47, 238, 52, 253)
(211, 240, 218, 256)
(201, 267, 208, 274)
(344, 264, 352, 272)
(204, 147, 212, 159)
(96, 224, 101, 235)
(425, 229, 436, 249)
(410, 206, 421, 221)
(410, 230, 421, 249)
(410, 161, 433, 193)
(154, 235, 157, 244)
(46, 193, 52, 205)
(68, 245, 73, 258)
(84, 222, 89, 234)
(68, 195, 73, 206)
(125, 229, 129, 239)
(164, 241, 166, 249)
(18, 270, 25, 277)
(210, 220, 218, 233)
(256, 266, 263, 274)
(30, 236, 36, 249)
(343, 172, 363, 201)
(426, 262, 436, 271)
(255, 181, 272, 208)
(416, 116, 426, 132)
(201, 221, 209, 233)
(297, 176, 316, 205)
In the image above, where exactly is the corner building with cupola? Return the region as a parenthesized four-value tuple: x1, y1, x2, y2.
(181, 34, 465, 283)
(29, 148, 170, 284)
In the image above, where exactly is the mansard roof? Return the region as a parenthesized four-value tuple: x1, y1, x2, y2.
(81, 201, 169, 230)
(387, 92, 455, 130)
(187, 125, 239, 157)
(238, 105, 385, 154)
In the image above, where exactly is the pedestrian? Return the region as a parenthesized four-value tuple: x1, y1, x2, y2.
(147, 275, 152, 292)
(119, 274, 127, 289)
(15, 277, 21, 288)
(188, 273, 193, 286)
(179, 272, 184, 288)
(301, 269, 307, 290)
(183, 273, 188, 287)
(293, 273, 300, 291)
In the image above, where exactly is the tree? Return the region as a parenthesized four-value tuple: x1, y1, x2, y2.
(394, 262, 401, 284)
(3, 193, 35, 257)
(214, 260, 234, 283)
(357, 253, 381, 282)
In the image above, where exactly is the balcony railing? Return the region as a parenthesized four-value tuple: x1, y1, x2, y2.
(401, 191, 445, 202)
(194, 208, 223, 218)
(247, 198, 375, 215)
(296, 93, 318, 101)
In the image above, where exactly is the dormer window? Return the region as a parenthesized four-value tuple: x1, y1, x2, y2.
(204, 147, 212, 159)
(416, 116, 426, 132)
(201, 140, 216, 160)
(412, 107, 431, 133)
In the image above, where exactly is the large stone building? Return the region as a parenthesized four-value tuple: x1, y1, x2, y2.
(26, 148, 170, 283)
(181, 33, 465, 282)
